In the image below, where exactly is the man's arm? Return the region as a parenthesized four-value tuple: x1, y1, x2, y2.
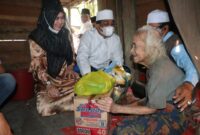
(171, 44, 199, 86)
(171, 44, 199, 111)
(76, 33, 91, 75)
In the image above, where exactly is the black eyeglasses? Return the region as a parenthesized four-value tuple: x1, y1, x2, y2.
(158, 22, 169, 29)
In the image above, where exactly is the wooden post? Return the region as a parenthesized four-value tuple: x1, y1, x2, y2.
(97, 0, 107, 10)
(121, 0, 137, 75)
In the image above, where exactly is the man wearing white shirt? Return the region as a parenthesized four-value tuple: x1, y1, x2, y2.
(79, 8, 93, 38)
(77, 9, 124, 75)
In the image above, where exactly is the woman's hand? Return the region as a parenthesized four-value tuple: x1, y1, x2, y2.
(38, 70, 49, 82)
(65, 70, 79, 80)
(47, 85, 60, 98)
(64, 64, 79, 80)
(95, 97, 118, 113)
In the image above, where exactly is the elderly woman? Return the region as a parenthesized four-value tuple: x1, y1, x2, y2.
(96, 25, 188, 134)
(28, 0, 79, 116)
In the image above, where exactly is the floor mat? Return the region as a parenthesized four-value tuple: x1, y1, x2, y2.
(61, 126, 76, 135)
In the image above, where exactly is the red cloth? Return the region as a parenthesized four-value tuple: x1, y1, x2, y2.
(61, 126, 76, 135)
(182, 126, 196, 135)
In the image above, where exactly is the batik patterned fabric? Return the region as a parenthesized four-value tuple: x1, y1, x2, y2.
(112, 101, 188, 135)
(184, 89, 200, 134)
(29, 40, 79, 116)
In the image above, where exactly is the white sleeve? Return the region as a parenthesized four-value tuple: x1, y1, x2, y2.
(79, 25, 86, 35)
(112, 36, 124, 66)
(76, 33, 91, 75)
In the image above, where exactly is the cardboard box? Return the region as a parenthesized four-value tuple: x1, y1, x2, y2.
(74, 96, 110, 135)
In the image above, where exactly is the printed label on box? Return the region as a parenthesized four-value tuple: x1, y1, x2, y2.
(77, 103, 102, 118)
(76, 126, 108, 135)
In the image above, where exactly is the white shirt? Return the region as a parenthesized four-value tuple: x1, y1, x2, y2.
(79, 20, 93, 35)
(77, 29, 124, 75)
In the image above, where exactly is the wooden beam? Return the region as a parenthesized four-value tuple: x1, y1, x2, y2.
(0, 0, 41, 8)
(0, 4, 41, 17)
(61, 0, 90, 7)
(0, 15, 37, 24)
(0, 25, 35, 32)
(136, 0, 166, 27)
(0, 25, 34, 39)
(121, 0, 136, 72)
(0, 33, 29, 39)
(0, 19, 37, 27)
(97, 0, 107, 10)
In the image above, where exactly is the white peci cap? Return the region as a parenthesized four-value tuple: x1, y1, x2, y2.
(96, 9, 114, 21)
(147, 9, 170, 24)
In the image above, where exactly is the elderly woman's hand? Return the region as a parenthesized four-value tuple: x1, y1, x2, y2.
(47, 85, 60, 98)
(95, 97, 118, 113)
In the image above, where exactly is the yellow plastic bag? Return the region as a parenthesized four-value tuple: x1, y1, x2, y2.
(75, 70, 115, 96)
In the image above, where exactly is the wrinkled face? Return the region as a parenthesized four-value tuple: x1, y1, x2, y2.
(53, 12, 65, 32)
(130, 35, 146, 65)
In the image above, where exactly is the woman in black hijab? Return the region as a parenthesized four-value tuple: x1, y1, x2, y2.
(29, 0, 79, 116)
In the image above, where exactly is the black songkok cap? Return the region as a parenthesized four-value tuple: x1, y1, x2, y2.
(91, 16, 96, 23)
(81, 8, 90, 15)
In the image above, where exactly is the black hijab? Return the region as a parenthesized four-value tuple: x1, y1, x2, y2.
(29, 0, 73, 78)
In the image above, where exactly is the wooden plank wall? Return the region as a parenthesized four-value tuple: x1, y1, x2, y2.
(119, 0, 136, 74)
(135, 0, 166, 27)
(0, 0, 41, 71)
(0, 41, 30, 71)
